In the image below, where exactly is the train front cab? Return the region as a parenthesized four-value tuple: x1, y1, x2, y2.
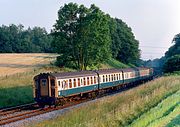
(33, 74, 58, 107)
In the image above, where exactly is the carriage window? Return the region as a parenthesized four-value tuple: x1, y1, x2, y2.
(111, 74, 113, 81)
(58, 81, 60, 87)
(94, 76, 96, 84)
(62, 80, 68, 89)
(130, 73, 134, 77)
(87, 77, 90, 85)
(83, 78, 86, 85)
(91, 77, 93, 84)
(109, 75, 111, 81)
(116, 74, 118, 80)
(73, 79, 76, 87)
(41, 79, 46, 86)
(78, 78, 80, 86)
(62, 82, 64, 88)
(119, 74, 121, 80)
(114, 74, 116, 80)
(106, 75, 108, 82)
(61, 81, 64, 88)
(69, 79, 72, 88)
(103, 75, 105, 82)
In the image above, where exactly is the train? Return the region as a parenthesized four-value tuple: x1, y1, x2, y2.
(33, 67, 153, 107)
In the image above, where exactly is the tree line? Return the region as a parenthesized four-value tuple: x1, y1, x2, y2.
(143, 33, 180, 73)
(52, 3, 140, 70)
(0, 3, 140, 70)
(163, 33, 180, 73)
(0, 24, 52, 53)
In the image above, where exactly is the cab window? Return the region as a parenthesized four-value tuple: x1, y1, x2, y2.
(41, 79, 47, 86)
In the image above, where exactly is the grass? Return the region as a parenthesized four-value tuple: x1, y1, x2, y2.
(129, 90, 180, 127)
(164, 71, 180, 76)
(166, 114, 180, 127)
(32, 75, 180, 127)
(102, 58, 130, 69)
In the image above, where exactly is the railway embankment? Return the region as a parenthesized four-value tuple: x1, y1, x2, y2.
(32, 75, 180, 127)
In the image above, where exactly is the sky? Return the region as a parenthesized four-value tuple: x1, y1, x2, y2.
(0, 0, 180, 60)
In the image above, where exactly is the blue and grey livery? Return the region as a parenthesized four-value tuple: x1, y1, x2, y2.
(33, 67, 153, 107)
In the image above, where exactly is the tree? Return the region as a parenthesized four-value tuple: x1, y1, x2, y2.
(52, 3, 111, 70)
(163, 33, 180, 73)
(165, 33, 180, 58)
(0, 24, 52, 53)
(75, 4, 111, 70)
(163, 55, 180, 73)
(110, 18, 140, 64)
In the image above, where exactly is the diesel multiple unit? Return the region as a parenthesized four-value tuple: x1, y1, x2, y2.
(33, 67, 153, 107)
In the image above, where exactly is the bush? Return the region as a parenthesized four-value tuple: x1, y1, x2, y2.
(163, 55, 180, 73)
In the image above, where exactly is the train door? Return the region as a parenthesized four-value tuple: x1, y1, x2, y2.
(50, 79, 56, 97)
(60, 80, 68, 96)
(58, 80, 65, 96)
(33, 78, 40, 98)
(40, 79, 49, 96)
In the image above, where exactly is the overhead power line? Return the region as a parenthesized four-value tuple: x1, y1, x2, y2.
(142, 52, 164, 55)
(139, 46, 169, 49)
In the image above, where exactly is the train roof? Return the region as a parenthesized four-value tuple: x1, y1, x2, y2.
(50, 71, 97, 79)
(97, 68, 147, 74)
(48, 67, 150, 79)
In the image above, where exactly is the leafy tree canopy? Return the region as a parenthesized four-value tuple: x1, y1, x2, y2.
(0, 24, 52, 53)
(165, 33, 180, 58)
(109, 18, 140, 64)
(52, 3, 111, 70)
(163, 33, 180, 73)
(163, 55, 180, 73)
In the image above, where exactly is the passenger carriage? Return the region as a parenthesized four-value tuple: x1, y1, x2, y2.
(33, 67, 153, 107)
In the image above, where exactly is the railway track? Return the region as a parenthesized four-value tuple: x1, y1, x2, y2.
(0, 103, 38, 126)
(0, 99, 88, 126)
(0, 103, 37, 116)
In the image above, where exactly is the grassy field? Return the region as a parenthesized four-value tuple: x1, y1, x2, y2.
(0, 53, 62, 108)
(0, 67, 73, 108)
(0, 53, 58, 77)
(33, 76, 180, 127)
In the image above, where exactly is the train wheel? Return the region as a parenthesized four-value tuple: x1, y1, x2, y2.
(38, 103, 45, 108)
(55, 99, 65, 106)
